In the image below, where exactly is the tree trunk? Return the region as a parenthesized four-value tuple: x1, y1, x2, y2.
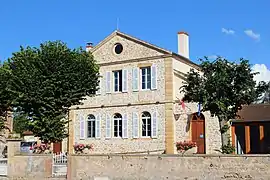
(218, 117, 229, 147)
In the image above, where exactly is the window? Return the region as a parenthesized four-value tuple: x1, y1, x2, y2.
(141, 67, 151, 90)
(114, 43, 123, 54)
(142, 111, 151, 137)
(113, 70, 122, 92)
(87, 114, 95, 138)
(113, 113, 122, 137)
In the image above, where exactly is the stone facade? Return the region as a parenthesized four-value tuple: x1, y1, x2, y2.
(74, 104, 165, 153)
(68, 154, 270, 180)
(92, 32, 163, 64)
(68, 30, 222, 154)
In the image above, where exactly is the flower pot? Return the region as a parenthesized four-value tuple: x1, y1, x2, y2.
(185, 147, 197, 154)
(83, 148, 89, 154)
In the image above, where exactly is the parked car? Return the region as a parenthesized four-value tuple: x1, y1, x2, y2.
(20, 141, 37, 153)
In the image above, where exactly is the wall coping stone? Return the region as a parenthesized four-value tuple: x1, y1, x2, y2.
(70, 154, 270, 157)
(6, 138, 23, 141)
(15, 153, 53, 157)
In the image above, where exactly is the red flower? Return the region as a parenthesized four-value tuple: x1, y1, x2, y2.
(176, 140, 196, 152)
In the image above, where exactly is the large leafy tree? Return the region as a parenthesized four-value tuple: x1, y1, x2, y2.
(0, 63, 14, 132)
(12, 112, 30, 135)
(181, 57, 266, 153)
(7, 41, 99, 143)
(255, 81, 270, 104)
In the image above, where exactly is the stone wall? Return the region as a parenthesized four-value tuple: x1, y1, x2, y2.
(91, 32, 163, 64)
(74, 104, 166, 154)
(68, 154, 270, 180)
(174, 103, 222, 154)
(8, 154, 53, 179)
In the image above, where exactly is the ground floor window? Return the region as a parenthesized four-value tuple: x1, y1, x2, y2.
(142, 111, 151, 137)
(113, 113, 122, 137)
(87, 114, 95, 138)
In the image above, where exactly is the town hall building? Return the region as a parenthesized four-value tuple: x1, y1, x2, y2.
(67, 30, 222, 154)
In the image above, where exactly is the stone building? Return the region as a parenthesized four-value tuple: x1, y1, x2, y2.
(67, 30, 222, 154)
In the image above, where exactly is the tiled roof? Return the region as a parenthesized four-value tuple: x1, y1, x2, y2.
(236, 104, 270, 121)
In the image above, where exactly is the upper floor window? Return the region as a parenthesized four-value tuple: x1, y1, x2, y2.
(113, 113, 123, 137)
(113, 70, 122, 92)
(142, 111, 151, 137)
(141, 67, 151, 90)
(87, 114, 95, 138)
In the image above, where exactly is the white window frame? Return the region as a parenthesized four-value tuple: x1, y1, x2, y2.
(113, 70, 122, 92)
(141, 112, 151, 137)
(113, 114, 123, 137)
(87, 114, 96, 138)
(140, 67, 151, 90)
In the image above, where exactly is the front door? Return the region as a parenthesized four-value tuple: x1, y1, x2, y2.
(191, 113, 205, 154)
(53, 142, 62, 153)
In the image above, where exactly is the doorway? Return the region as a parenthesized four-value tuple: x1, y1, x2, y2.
(53, 142, 62, 153)
(191, 112, 206, 154)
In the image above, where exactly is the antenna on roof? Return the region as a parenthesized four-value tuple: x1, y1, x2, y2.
(116, 18, 119, 31)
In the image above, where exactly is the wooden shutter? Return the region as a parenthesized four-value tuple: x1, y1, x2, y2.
(132, 112, 139, 138)
(151, 111, 158, 138)
(79, 113, 85, 140)
(122, 113, 128, 138)
(96, 77, 101, 95)
(95, 113, 101, 139)
(151, 64, 157, 90)
(106, 71, 111, 93)
(132, 68, 139, 91)
(105, 114, 111, 138)
(122, 69, 128, 92)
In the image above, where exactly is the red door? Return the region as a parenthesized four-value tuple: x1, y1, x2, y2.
(191, 113, 205, 154)
(53, 142, 62, 153)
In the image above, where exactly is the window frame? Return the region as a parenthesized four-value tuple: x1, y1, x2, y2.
(113, 70, 123, 92)
(87, 114, 96, 138)
(140, 67, 151, 90)
(141, 112, 151, 137)
(113, 113, 123, 138)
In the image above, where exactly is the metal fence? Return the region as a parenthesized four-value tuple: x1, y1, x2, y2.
(52, 152, 67, 177)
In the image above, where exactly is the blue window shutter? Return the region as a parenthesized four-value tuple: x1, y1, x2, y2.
(122, 113, 128, 138)
(132, 112, 139, 138)
(106, 71, 111, 93)
(95, 113, 101, 139)
(79, 113, 86, 140)
(106, 114, 111, 138)
(122, 69, 128, 92)
(151, 111, 158, 138)
(151, 64, 157, 90)
(132, 68, 139, 91)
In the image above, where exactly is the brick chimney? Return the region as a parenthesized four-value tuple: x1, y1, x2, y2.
(86, 42, 93, 52)
(177, 32, 189, 59)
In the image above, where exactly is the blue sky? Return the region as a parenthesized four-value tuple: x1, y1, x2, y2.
(1, 0, 270, 79)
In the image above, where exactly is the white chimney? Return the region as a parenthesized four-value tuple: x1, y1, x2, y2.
(177, 32, 189, 59)
(86, 42, 93, 52)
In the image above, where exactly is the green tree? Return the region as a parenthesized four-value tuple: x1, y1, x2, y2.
(7, 41, 99, 143)
(181, 57, 266, 153)
(255, 81, 270, 104)
(0, 62, 14, 132)
(13, 112, 30, 135)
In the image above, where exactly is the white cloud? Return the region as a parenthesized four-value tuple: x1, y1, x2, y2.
(252, 64, 270, 83)
(207, 55, 218, 60)
(244, 30, 260, 41)
(222, 28, 235, 35)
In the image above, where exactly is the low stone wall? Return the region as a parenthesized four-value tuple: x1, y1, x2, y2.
(68, 154, 270, 180)
(8, 154, 53, 179)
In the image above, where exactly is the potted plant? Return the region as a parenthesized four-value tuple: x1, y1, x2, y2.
(176, 140, 197, 155)
(33, 143, 51, 154)
(73, 144, 93, 154)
